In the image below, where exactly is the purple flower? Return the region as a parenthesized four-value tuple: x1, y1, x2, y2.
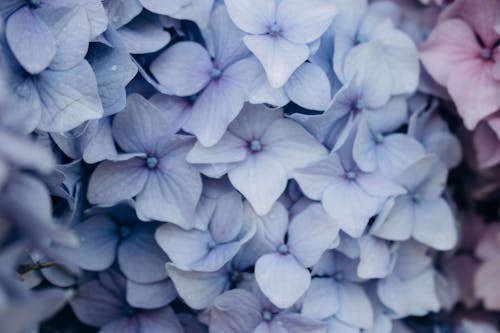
(202, 288, 327, 333)
(70, 270, 183, 333)
(187, 104, 327, 215)
(292, 135, 405, 237)
(155, 191, 256, 272)
(248, 202, 339, 308)
(224, 0, 337, 88)
(150, 5, 256, 146)
(87, 94, 202, 227)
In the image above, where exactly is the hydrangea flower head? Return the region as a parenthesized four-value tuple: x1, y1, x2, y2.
(420, 0, 500, 129)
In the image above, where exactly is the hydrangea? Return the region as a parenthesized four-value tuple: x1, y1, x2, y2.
(0, 0, 496, 332)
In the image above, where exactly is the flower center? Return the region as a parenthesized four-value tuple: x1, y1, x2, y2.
(268, 23, 281, 36)
(146, 156, 158, 170)
(375, 133, 384, 144)
(355, 34, 367, 45)
(119, 225, 131, 238)
(333, 271, 344, 282)
(412, 193, 422, 203)
(231, 271, 243, 284)
(27, 0, 41, 7)
(262, 310, 273, 321)
(123, 304, 135, 317)
(211, 67, 222, 79)
(277, 244, 289, 255)
(355, 100, 364, 110)
(207, 240, 216, 250)
(480, 47, 492, 60)
(346, 171, 357, 180)
(249, 139, 262, 152)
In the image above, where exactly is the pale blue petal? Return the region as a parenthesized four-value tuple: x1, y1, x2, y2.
(301, 278, 340, 319)
(117, 16, 171, 54)
(203, 4, 250, 69)
(118, 224, 169, 283)
(288, 203, 338, 267)
(166, 263, 229, 309)
(285, 62, 331, 111)
(371, 196, 413, 241)
(377, 268, 440, 317)
(112, 94, 176, 153)
(36, 61, 103, 132)
(135, 138, 201, 226)
(261, 118, 328, 171)
(37, 6, 90, 71)
(187, 132, 247, 164)
(292, 153, 345, 200)
(224, 0, 275, 34)
(244, 34, 309, 88)
(357, 236, 392, 279)
(336, 282, 373, 329)
(6, 7, 55, 74)
(277, 0, 337, 44)
(87, 158, 148, 206)
(150, 42, 212, 96)
(183, 58, 250, 147)
(210, 192, 244, 243)
(412, 198, 457, 251)
(104, 0, 143, 29)
(126, 279, 177, 310)
(228, 104, 283, 142)
(64, 215, 118, 271)
(255, 253, 310, 308)
(228, 153, 288, 216)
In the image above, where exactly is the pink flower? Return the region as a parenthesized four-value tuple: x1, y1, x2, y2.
(420, 0, 500, 129)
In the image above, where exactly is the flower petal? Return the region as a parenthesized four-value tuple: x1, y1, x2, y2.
(288, 203, 338, 267)
(136, 140, 202, 226)
(412, 198, 457, 251)
(64, 216, 118, 271)
(126, 279, 177, 310)
(420, 19, 480, 86)
(224, 0, 275, 34)
(261, 118, 328, 172)
(284, 62, 331, 111)
(229, 153, 288, 215)
(6, 7, 56, 74)
(118, 224, 169, 283)
(244, 35, 309, 88)
(255, 253, 311, 308)
(36, 61, 103, 132)
(336, 282, 374, 329)
(276, 0, 337, 44)
(301, 278, 340, 319)
(87, 158, 148, 206)
(166, 263, 229, 310)
(150, 42, 212, 96)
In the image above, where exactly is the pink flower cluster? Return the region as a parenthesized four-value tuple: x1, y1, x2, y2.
(420, 0, 500, 169)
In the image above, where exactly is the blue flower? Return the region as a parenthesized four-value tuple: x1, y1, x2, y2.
(150, 5, 256, 146)
(371, 155, 458, 250)
(224, 0, 337, 88)
(187, 104, 327, 215)
(247, 202, 339, 308)
(70, 270, 183, 333)
(155, 191, 256, 272)
(87, 94, 202, 227)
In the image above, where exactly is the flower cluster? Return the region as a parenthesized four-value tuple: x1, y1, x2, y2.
(0, 0, 498, 333)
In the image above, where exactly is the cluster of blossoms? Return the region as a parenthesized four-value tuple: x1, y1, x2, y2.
(0, 0, 498, 333)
